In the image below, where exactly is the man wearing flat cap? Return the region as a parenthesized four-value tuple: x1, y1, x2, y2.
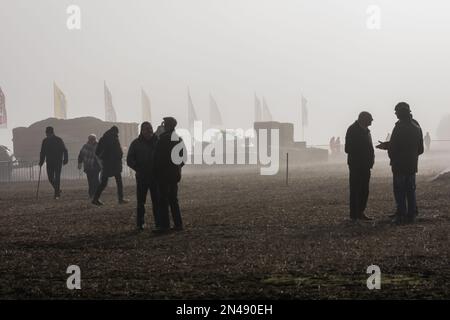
(377, 102, 424, 224)
(154, 117, 186, 233)
(345, 111, 375, 221)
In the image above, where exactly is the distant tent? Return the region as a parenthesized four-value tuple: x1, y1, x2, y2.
(0, 87, 7, 128)
(254, 93, 262, 122)
(141, 88, 152, 123)
(53, 82, 67, 119)
(262, 97, 273, 121)
(209, 93, 223, 127)
(187, 88, 198, 131)
(104, 81, 117, 122)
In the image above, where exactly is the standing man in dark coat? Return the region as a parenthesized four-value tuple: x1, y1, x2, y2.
(39, 126, 68, 199)
(377, 102, 424, 224)
(345, 112, 374, 221)
(78, 134, 101, 199)
(154, 117, 186, 232)
(92, 126, 128, 205)
(127, 122, 159, 231)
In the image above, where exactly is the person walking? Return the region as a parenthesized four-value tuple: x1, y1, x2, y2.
(345, 112, 374, 221)
(39, 126, 68, 199)
(127, 122, 159, 231)
(78, 134, 101, 199)
(92, 126, 128, 205)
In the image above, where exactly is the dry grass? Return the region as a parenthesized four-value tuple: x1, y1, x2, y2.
(0, 154, 449, 299)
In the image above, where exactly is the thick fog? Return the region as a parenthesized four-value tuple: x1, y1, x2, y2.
(1, 0, 450, 150)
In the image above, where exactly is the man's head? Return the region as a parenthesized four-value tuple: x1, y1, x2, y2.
(163, 117, 177, 131)
(45, 126, 54, 137)
(394, 102, 411, 120)
(357, 111, 373, 128)
(110, 125, 119, 135)
(88, 134, 97, 144)
(140, 121, 154, 140)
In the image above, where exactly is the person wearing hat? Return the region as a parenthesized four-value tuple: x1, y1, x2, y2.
(154, 117, 186, 232)
(78, 134, 101, 199)
(345, 111, 375, 221)
(39, 126, 68, 199)
(377, 102, 424, 224)
(92, 126, 129, 205)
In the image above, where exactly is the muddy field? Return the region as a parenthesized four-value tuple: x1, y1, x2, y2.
(0, 153, 449, 299)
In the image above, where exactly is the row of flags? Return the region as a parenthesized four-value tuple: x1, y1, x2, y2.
(0, 84, 309, 139)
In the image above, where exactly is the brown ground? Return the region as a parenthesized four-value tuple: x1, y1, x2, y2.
(0, 153, 449, 299)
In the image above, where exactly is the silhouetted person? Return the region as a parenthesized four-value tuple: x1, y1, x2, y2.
(345, 112, 374, 221)
(78, 134, 101, 199)
(154, 117, 186, 232)
(377, 102, 424, 224)
(424, 132, 431, 152)
(329, 136, 336, 155)
(335, 137, 342, 154)
(127, 122, 159, 231)
(39, 126, 68, 199)
(92, 126, 128, 205)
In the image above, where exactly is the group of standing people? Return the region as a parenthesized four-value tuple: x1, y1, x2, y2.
(39, 117, 185, 233)
(345, 102, 424, 225)
(329, 136, 342, 155)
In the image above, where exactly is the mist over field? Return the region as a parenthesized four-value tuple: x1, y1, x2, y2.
(2, 0, 450, 150)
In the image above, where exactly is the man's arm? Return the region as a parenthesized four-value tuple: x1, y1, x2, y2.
(418, 128, 424, 155)
(344, 127, 354, 154)
(61, 139, 68, 165)
(126, 141, 137, 171)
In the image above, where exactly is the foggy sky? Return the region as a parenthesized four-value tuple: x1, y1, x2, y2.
(1, 0, 450, 150)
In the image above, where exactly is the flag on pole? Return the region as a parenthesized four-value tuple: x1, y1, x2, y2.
(301, 95, 308, 126)
(53, 82, 67, 119)
(141, 88, 152, 122)
(0, 87, 7, 128)
(262, 97, 273, 121)
(254, 93, 262, 122)
(104, 81, 117, 122)
(209, 93, 223, 127)
(187, 88, 198, 131)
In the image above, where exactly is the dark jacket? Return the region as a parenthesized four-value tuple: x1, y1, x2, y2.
(127, 134, 158, 181)
(39, 135, 68, 167)
(96, 128, 123, 177)
(345, 121, 375, 170)
(388, 117, 424, 175)
(154, 130, 185, 183)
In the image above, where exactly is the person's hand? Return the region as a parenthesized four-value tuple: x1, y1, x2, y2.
(376, 140, 389, 150)
(63, 159, 68, 166)
(77, 163, 82, 170)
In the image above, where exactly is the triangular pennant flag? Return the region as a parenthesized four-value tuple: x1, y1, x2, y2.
(141, 88, 152, 123)
(262, 97, 273, 121)
(301, 95, 308, 127)
(187, 88, 198, 131)
(104, 82, 117, 122)
(53, 82, 67, 119)
(209, 93, 223, 127)
(254, 93, 262, 122)
(0, 87, 7, 128)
